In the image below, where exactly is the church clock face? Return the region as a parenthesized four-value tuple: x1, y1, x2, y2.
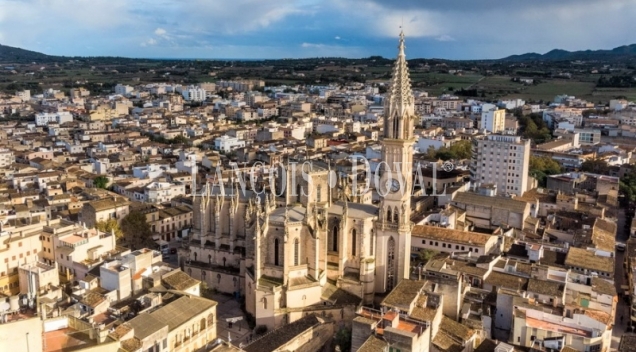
(385, 178, 400, 193)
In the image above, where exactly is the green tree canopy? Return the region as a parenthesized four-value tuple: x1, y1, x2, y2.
(529, 156, 562, 187)
(120, 211, 155, 250)
(580, 158, 609, 174)
(93, 175, 109, 189)
(434, 140, 472, 161)
(95, 218, 123, 239)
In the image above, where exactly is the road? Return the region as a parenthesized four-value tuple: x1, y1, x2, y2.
(612, 208, 629, 350)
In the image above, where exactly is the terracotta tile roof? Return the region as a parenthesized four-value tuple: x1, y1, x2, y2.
(565, 247, 614, 274)
(412, 225, 494, 246)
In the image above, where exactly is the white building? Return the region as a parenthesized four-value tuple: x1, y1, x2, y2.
(470, 135, 531, 197)
(214, 135, 246, 153)
(35, 111, 73, 126)
(143, 182, 186, 204)
(480, 108, 506, 133)
(115, 84, 134, 96)
(182, 86, 207, 102)
(498, 99, 525, 110)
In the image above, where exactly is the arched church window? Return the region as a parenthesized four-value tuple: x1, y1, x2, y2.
(317, 185, 322, 202)
(370, 229, 374, 255)
(387, 207, 392, 222)
(351, 229, 357, 257)
(294, 238, 299, 266)
(274, 238, 280, 266)
(393, 207, 399, 223)
(296, 183, 301, 203)
(263, 298, 267, 309)
(194, 252, 197, 261)
(332, 226, 338, 252)
(387, 237, 396, 291)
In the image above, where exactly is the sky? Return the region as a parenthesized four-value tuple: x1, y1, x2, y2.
(2, 0, 636, 60)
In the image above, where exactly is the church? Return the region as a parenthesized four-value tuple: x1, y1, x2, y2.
(180, 31, 417, 329)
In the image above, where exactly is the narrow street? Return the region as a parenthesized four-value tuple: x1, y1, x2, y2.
(612, 208, 629, 350)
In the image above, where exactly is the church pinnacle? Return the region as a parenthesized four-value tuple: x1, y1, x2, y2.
(384, 30, 415, 140)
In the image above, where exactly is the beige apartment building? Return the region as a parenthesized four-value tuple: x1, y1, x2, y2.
(470, 134, 531, 197)
(80, 196, 130, 228)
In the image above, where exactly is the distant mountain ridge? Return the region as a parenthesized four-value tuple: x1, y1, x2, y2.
(0, 44, 65, 62)
(3, 42, 636, 63)
(502, 44, 636, 61)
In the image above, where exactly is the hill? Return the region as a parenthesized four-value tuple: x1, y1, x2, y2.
(0, 44, 66, 63)
(502, 44, 636, 61)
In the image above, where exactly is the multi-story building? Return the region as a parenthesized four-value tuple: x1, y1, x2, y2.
(40, 219, 117, 280)
(480, 108, 506, 133)
(35, 111, 73, 126)
(80, 197, 131, 228)
(149, 205, 193, 242)
(470, 135, 531, 197)
(214, 135, 245, 153)
(144, 182, 186, 204)
(115, 84, 134, 96)
(0, 148, 14, 168)
(182, 86, 206, 102)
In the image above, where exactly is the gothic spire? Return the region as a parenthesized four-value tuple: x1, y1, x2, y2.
(389, 30, 413, 102)
(384, 29, 415, 140)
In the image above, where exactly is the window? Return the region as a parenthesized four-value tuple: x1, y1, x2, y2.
(294, 238, 299, 266)
(351, 229, 357, 256)
(275, 238, 281, 266)
(332, 226, 338, 252)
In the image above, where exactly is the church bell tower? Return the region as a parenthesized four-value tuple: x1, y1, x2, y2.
(376, 30, 415, 293)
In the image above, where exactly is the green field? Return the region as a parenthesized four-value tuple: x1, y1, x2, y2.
(409, 72, 483, 95)
(503, 80, 596, 102)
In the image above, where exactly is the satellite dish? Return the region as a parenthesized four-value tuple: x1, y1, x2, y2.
(0, 302, 10, 312)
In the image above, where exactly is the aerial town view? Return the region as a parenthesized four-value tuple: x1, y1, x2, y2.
(3, 1, 636, 352)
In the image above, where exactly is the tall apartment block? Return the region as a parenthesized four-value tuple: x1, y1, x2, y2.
(470, 135, 531, 197)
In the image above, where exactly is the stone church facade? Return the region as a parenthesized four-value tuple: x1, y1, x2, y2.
(180, 32, 417, 330)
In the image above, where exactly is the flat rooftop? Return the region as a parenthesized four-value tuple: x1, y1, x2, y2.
(525, 316, 591, 338)
(43, 328, 98, 352)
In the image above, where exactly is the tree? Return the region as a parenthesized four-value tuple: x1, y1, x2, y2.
(529, 156, 562, 187)
(93, 175, 109, 189)
(580, 158, 609, 174)
(334, 327, 352, 352)
(95, 219, 123, 239)
(417, 249, 438, 265)
(434, 140, 472, 161)
(120, 211, 154, 249)
(171, 135, 190, 145)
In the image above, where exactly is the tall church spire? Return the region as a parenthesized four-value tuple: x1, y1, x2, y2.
(384, 30, 415, 140)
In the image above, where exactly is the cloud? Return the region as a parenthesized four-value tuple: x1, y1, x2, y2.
(435, 35, 455, 42)
(140, 38, 157, 47)
(3, 0, 636, 59)
(301, 42, 325, 48)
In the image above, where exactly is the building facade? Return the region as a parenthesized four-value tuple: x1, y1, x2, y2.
(470, 135, 531, 197)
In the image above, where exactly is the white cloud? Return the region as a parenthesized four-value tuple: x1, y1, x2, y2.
(140, 38, 157, 47)
(301, 42, 325, 48)
(335, 36, 341, 40)
(435, 35, 455, 42)
(154, 28, 167, 36)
